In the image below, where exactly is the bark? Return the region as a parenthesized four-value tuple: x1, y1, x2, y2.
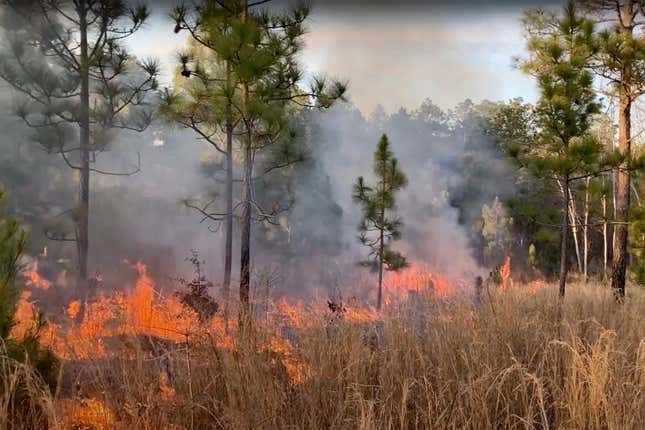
(569, 193, 582, 274)
(222, 67, 233, 330)
(239, 129, 252, 322)
(611, 85, 631, 300)
(77, 0, 90, 294)
(376, 153, 386, 311)
(583, 177, 590, 282)
(559, 175, 571, 298)
(238, 0, 252, 324)
(602, 175, 608, 279)
(558, 180, 581, 274)
(377, 228, 384, 311)
(611, 0, 634, 300)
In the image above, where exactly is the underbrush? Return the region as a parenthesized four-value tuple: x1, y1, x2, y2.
(5, 282, 645, 429)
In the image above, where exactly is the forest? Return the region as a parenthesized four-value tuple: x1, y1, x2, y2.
(0, 0, 644, 429)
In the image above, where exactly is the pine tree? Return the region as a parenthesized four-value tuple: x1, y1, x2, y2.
(354, 134, 408, 310)
(520, 2, 605, 297)
(581, 0, 645, 298)
(169, 1, 345, 324)
(160, 2, 241, 326)
(0, 1, 159, 292)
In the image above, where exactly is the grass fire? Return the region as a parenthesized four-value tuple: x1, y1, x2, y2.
(0, 0, 644, 429)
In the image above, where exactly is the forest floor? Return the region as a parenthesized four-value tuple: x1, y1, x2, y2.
(3, 280, 645, 429)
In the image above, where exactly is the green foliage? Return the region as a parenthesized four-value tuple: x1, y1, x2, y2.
(520, 2, 604, 181)
(0, 193, 25, 340)
(0, 189, 59, 399)
(163, 0, 347, 225)
(354, 134, 408, 273)
(0, 1, 159, 154)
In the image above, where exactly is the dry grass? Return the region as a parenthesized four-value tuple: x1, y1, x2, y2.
(0, 342, 57, 430)
(3, 281, 645, 429)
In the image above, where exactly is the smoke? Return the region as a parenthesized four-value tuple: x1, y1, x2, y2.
(1, 79, 517, 301)
(271, 98, 517, 296)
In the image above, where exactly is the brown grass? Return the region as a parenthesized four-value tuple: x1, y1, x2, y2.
(4, 282, 645, 429)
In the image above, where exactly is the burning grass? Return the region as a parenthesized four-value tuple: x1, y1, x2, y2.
(6, 266, 645, 429)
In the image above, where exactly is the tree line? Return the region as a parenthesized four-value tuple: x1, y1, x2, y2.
(1, 0, 645, 324)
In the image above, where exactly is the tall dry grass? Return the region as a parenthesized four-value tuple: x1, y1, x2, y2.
(0, 342, 57, 430)
(4, 282, 645, 429)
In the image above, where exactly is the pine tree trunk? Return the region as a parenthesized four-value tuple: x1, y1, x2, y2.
(238, 0, 251, 325)
(377, 228, 384, 311)
(611, 86, 631, 300)
(558, 180, 581, 274)
(602, 175, 608, 279)
(559, 175, 570, 298)
(583, 177, 590, 282)
(77, 0, 90, 294)
(569, 194, 582, 274)
(222, 67, 233, 330)
(239, 128, 252, 323)
(611, 0, 634, 300)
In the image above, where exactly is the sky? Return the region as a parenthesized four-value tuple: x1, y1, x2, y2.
(126, 1, 556, 115)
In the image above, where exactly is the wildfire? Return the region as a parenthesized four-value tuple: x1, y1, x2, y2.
(10, 256, 560, 430)
(499, 256, 511, 290)
(159, 369, 176, 400)
(383, 264, 454, 302)
(24, 261, 51, 290)
(61, 397, 116, 430)
(11, 257, 485, 430)
(11, 291, 36, 338)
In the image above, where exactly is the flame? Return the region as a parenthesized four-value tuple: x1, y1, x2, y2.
(36, 261, 238, 361)
(20, 258, 558, 429)
(61, 397, 116, 430)
(67, 300, 81, 319)
(159, 369, 176, 400)
(24, 261, 51, 290)
(383, 264, 454, 302)
(11, 291, 36, 338)
(499, 256, 511, 290)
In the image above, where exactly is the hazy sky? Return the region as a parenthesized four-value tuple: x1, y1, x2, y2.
(126, 1, 556, 115)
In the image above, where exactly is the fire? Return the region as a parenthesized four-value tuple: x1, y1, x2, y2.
(61, 397, 116, 430)
(159, 369, 176, 400)
(274, 298, 309, 328)
(11, 291, 36, 338)
(383, 264, 454, 302)
(67, 300, 81, 319)
(499, 256, 511, 290)
(342, 301, 379, 323)
(24, 261, 51, 290)
(14, 258, 479, 428)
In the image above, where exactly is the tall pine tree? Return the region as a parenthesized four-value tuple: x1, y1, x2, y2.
(167, 0, 345, 324)
(0, 1, 159, 292)
(581, 0, 645, 298)
(354, 134, 408, 310)
(520, 2, 605, 297)
(161, 2, 241, 326)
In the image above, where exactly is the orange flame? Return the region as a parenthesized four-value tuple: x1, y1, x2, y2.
(11, 291, 36, 338)
(383, 264, 454, 302)
(499, 256, 511, 290)
(24, 261, 51, 290)
(61, 397, 116, 430)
